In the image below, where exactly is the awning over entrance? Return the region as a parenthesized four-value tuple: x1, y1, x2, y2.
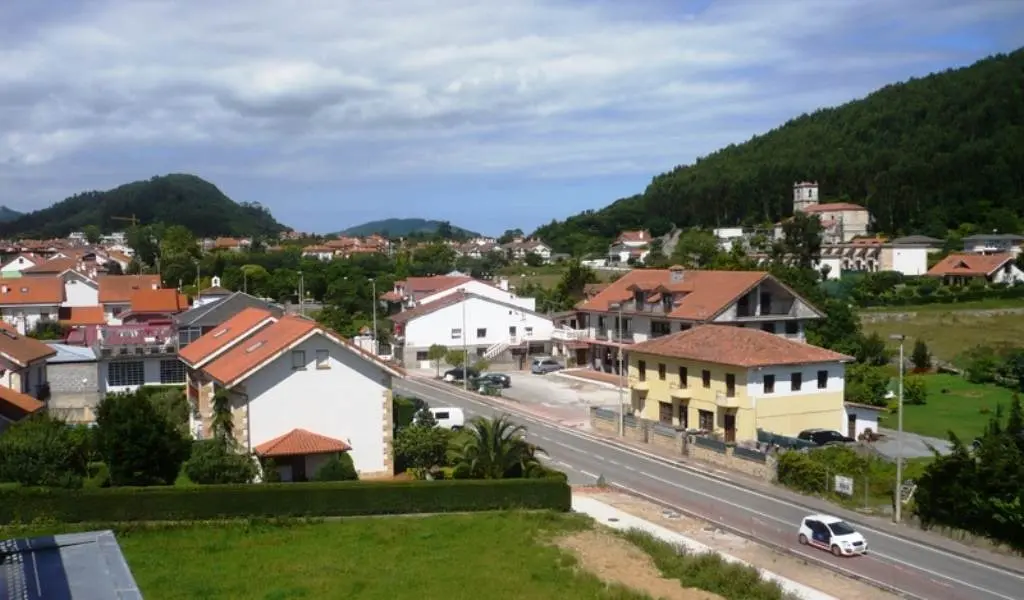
(254, 428, 352, 457)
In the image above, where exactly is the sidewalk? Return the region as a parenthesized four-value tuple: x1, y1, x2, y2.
(573, 495, 836, 600)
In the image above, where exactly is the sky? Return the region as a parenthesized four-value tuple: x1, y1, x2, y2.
(0, 1, 1022, 236)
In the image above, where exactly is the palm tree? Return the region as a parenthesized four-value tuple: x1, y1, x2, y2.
(449, 415, 546, 479)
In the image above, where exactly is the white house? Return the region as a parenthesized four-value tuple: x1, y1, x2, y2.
(0, 277, 63, 334)
(63, 323, 184, 395)
(608, 230, 652, 264)
(961, 233, 1024, 257)
(383, 275, 536, 311)
(817, 237, 934, 280)
(844, 402, 883, 440)
(392, 291, 554, 368)
(180, 308, 403, 480)
(501, 238, 552, 262)
(926, 253, 1024, 286)
(60, 269, 100, 307)
(0, 254, 41, 276)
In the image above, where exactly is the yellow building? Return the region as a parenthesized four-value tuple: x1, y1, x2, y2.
(627, 324, 852, 442)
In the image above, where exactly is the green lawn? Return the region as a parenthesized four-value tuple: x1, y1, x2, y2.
(861, 309, 1024, 362)
(861, 297, 1024, 313)
(498, 265, 619, 289)
(878, 374, 1016, 441)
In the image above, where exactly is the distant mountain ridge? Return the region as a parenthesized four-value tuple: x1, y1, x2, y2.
(0, 206, 22, 223)
(0, 174, 286, 239)
(340, 218, 480, 238)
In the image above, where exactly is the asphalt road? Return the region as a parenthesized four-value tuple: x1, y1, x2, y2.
(397, 377, 1024, 600)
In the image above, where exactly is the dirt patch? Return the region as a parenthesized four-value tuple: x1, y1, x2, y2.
(556, 530, 724, 600)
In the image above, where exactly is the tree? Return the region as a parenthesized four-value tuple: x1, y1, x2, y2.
(524, 252, 544, 267)
(211, 388, 234, 445)
(313, 453, 359, 481)
(773, 213, 823, 271)
(95, 391, 191, 486)
(903, 376, 928, 405)
(105, 260, 124, 275)
(427, 344, 448, 378)
(856, 332, 890, 366)
(498, 229, 524, 244)
(0, 413, 88, 488)
(554, 260, 598, 308)
(671, 228, 721, 268)
(449, 416, 546, 479)
(393, 411, 451, 478)
(82, 224, 102, 245)
(160, 225, 199, 261)
(911, 340, 932, 371)
(183, 439, 257, 484)
(445, 349, 467, 369)
(845, 363, 890, 407)
(142, 386, 190, 435)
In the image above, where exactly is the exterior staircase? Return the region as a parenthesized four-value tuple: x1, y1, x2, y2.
(484, 336, 518, 360)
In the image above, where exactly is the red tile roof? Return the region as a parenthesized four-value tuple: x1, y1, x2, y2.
(801, 202, 868, 213)
(0, 386, 44, 418)
(398, 275, 472, 298)
(577, 268, 774, 321)
(98, 275, 161, 303)
(58, 305, 106, 326)
(178, 307, 276, 367)
(254, 428, 352, 457)
(630, 325, 852, 368)
(0, 277, 63, 306)
(129, 288, 190, 314)
(0, 328, 58, 367)
(926, 253, 1015, 277)
(204, 316, 319, 386)
(22, 257, 78, 274)
(390, 291, 470, 323)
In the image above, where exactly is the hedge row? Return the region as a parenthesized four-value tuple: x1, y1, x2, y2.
(858, 284, 1024, 307)
(0, 478, 571, 524)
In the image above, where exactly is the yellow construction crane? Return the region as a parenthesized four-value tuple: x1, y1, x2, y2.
(111, 215, 140, 227)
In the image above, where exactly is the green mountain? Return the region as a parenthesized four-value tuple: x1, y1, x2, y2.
(0, 206, 22, 223)
(0, 174, 287, 239)
(534, 49, 1024, 256)
(340, 218, 480, 238)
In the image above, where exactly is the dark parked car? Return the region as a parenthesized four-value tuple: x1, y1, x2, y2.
(798, 429, 855, 446)
(478, 373, 511, 388)
(443, 367, 480, 382)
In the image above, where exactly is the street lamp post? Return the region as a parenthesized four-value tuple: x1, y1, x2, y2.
(610, 302, 625, 436)
(370, 279, 378, 356)
(297, 271, 305, 317)
(462, 294, 469, 392)
(890, 333, 906, 523)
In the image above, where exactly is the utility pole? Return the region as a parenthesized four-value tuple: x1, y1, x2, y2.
(370, 278, 378, 356)
(298, 271, 305, 317)
(611, 302, 625, 436)
(890, 333, 906, 523)
(196, 262, 201, 292)
(461, 290, 469, 392)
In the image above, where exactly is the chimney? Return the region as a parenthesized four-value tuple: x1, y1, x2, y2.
(669, 265, 685, 283)
(0, 285, 7, 294)
(151, 282, 159, 290)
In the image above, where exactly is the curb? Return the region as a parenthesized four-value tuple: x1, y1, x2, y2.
(603, 484, 924, 600)
(402, 376, 1024, 579)
(552, 371, 625, 391)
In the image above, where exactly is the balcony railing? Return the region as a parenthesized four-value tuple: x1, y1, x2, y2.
(715, 391, 739, 409)
(551, 328, 586, 341)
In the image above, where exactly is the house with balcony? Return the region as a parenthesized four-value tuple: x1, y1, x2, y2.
(390, 291, 554, 368)
(961, 233, 1024, 257)
(608, 230, 652, 264)
(179, 308, 404, 480)
(381, 274, 535, 312)
(550, 265, 824, 373)
(0, 277, 63, 334)
(625, 325, 851, 443)
(0, 325, 56, 431)
(925, 253, 1024, 286)
(65, 323, 184, 395)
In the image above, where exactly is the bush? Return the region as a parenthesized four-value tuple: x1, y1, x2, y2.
(0, 478, 572, 524)
(96, 391, 191, 486)
(0, 414, 88, 488)
(911, 339, 931, 371)
(904, 376, 928, 405)
(84, 462, 110, 489)
(184, 440, 258, 485)
(313, 453, 358, 482)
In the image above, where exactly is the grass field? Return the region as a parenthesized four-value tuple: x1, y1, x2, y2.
(499, 265, 621, 289)
(877, 374, 1016, 441)
(861, 298, 1024, 313)
(861, 310, 1024, 362)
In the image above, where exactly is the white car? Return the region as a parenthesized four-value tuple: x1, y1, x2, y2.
(798, 514, 867, 556)
(428, 407, 465, 431)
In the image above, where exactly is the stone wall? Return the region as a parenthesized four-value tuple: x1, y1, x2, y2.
(687, 440, 777, 481)
(46, 362, 102, 424)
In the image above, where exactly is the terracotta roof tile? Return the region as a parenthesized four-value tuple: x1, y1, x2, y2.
(128, 288, 190, 314)
(58, 305, 106, 326)
(98, 275, 161, 303)
(0, 328, 58, 367)
(617, 230, 651, 243)
(0, 386, 44, 419)
(23, 257, 77, 274)
(631, 325, 852, 368)
(801, 202, 868, 213)
(397, 275, 473, 298)
(926, 253, 1015, 277)
(203, 315, 318, 385)
(577, 268, 771, 321)
(178, 307, 276, 366)
(0, 277, 63, 306)
(254, 428, 351, 457)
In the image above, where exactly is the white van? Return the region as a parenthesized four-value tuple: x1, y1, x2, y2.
(429, 407, 466, 431)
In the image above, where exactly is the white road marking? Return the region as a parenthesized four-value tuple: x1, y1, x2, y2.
(580, 470, 599, 479)
(400, 379, 1024, 595)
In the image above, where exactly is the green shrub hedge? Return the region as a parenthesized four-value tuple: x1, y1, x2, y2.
(0, 477, 571, 524)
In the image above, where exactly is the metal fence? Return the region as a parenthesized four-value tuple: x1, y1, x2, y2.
(692, 436, 727, 453)
(733, 446, 768, 464)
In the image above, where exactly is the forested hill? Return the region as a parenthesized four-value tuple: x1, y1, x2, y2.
(0, 174, 287, 239)
(534, 48, 1024, 256)
(339, 218, 480, 238)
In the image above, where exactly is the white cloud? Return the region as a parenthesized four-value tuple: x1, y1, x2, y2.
(0, 0, 1021, 211)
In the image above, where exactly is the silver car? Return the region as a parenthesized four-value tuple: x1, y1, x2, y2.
(530, 356, 563, 374)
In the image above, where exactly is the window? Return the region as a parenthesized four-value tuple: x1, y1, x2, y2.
(698, 409, 714, 431)
(658, 401, 673, 424)
(524, 326, 533, 336)
(451, 328, 462, 340)
(434, 411, 449, 420)
(597, 316, 605, 329)
(701, 369, 711, 388)
(725, 373, 736, 397)
(637, 360, 646, 382)
(292, 350, 306, 369)
(764, 374, 775, 394)
(159, 359, 186, 384)
(416, 351, 428, 361)
(785, 321, 799, 335)
(678, 366, 687, 388)
(108, 361, 144, 387)
(112, 306, 124, 316)
(791, 372, 802, 391)
(817, 369, 828, 389)
(476, 328, 487, 338)
(761, 322, 775, 333)
(40, 312, 50, 320)
(213, 327, 229, 338)
(658, 363, 666, 380)
(316, 349, 330, 369)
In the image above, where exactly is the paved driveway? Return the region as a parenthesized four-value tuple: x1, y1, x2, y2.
(502, 371, 624, 408)
(872, 428, 953, 459)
